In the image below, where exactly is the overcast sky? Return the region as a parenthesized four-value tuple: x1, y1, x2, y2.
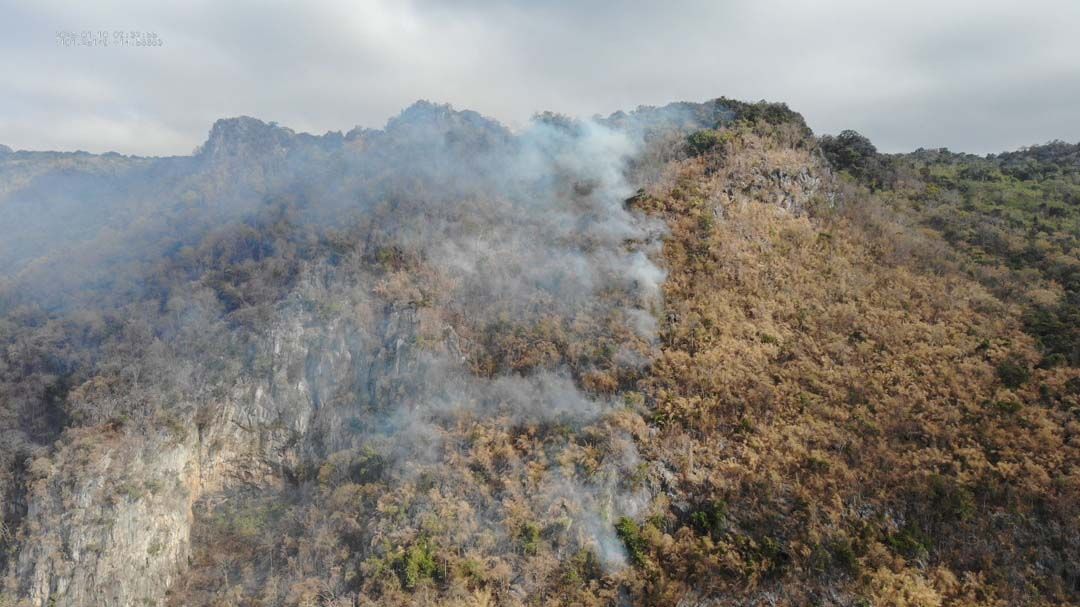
(1, 0, 1078, 156)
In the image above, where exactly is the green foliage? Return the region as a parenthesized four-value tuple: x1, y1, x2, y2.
(317, 446, 387, 488)
(819, 130, 892, 188)
(810, 536, 859, 576)
(715, 97, 810, 132)
(830, 539, 858, 574)
(456, 557, 485, 584)
(894, 142, 1080, 366)
(614, 517, 648, 567)
(563, 548, 603, 586)
(927, 475, 976, 523)
(398, 539, 438, 590)
(686, 130, 724, 157)
(886, 524, 931, 561)
(996, 357, 1031, 389)
(820, 130, 877, 171)
(208, 497, 286, 542)
(1025, 297, 1080, 366)
(518, 521, 541, 555)
(689, 500, 728, 539)
(992, 399, 1023, 414)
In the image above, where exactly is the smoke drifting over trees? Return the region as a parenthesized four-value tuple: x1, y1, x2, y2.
(0, 98, 722, 606)
(1, 97, 1077, 606)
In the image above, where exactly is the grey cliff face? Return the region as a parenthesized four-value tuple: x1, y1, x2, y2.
(12, 301, 442, 607)
(0, 99, 723, 606)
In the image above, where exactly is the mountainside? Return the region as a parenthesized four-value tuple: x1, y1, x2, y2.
(0, 98, 1077, 607)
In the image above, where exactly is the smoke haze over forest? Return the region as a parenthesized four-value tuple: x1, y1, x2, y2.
(1, 2, 1079, 606)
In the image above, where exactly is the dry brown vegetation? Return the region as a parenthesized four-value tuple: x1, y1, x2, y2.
(165, 117, 1079, 606)
(623, 126, 1080, 605)
(1, 101, 1078, 607)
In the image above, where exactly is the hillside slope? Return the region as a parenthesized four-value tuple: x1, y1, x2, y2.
(0, 99, 1077, 607)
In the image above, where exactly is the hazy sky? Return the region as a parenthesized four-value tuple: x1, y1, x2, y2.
(1, 0, 1078, 156)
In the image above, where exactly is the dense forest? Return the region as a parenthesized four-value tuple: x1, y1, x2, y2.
(0, 98, 1077, 607)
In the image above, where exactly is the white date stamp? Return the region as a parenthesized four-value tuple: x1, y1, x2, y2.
(56, 30, 164, 48)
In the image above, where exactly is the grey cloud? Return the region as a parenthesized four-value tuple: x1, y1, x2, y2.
(1, 0, 1078, 155)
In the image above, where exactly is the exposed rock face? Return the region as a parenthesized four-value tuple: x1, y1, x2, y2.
(14, 435, 195, 607)
(198, 116, 296, 165)
(9, 302, 438, 607)
(0, 107, 489, 605)
(0, 99, 695, 606)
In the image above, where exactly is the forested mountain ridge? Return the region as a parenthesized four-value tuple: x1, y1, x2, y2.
(0, 98, 1077, 607)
